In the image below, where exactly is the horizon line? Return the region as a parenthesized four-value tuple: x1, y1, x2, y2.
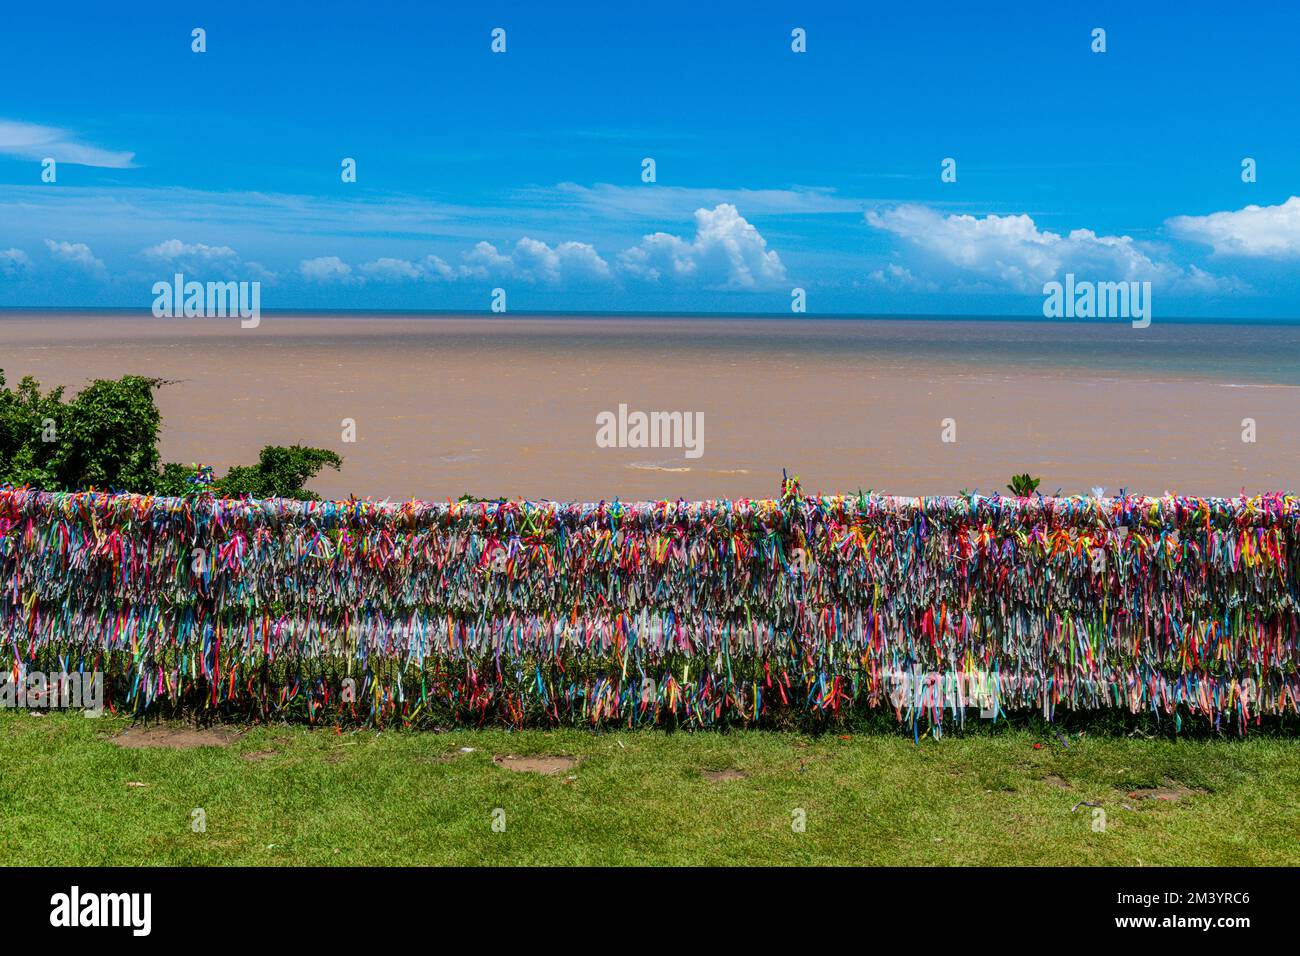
(3, 306, 1299, 325)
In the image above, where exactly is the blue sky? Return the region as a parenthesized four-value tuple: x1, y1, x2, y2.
(2, 0, 1299, 316)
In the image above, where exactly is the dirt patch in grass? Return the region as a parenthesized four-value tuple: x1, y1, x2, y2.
(241, 749, 278, 762)
(493, 754, 577, 775)
(110, 726, 242, 749)
(701, 769, 749, 783)
(1126, 782, 1205, 802)
(1042, 774, 1072, 790)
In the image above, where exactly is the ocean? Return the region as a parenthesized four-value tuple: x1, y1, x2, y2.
(3, 311, 1298, 499)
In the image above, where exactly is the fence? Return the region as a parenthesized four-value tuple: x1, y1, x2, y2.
(1, 482, 1296, 732)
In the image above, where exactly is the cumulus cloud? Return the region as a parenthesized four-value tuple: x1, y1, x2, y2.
(299, 256, 354, 283)
(360, 256, 425, 280)
(618, 203, 786, 289)
(44, 239, 105, 274)
(460, 241, 516, 279)
(360, 239, 611, 286)
(143, 239, 239, 265)
(1167, 196, 1300, 258)
(510, 238, 611, 284)
(312, 206, 782, 291)
(351, 248, 467, 283)
(142, 238, 276, 281)
(0, 248, 32, 276)
(865, 205, 1234, 293)
(0, 119, 134, 168)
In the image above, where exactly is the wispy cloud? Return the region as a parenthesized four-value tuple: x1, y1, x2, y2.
(0, 184, 531, 256)
(0, 181, 838, 269)
(521, 182, 867, 220)
(0, 119, 135, 168)
(866, 263, 937, 293)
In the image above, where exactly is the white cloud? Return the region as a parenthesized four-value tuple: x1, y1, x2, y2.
(618, 203, 786, 289)
(0, 185, 496, 268)
(360, 239, 611, 286)
(143, 239, 239, 265)
(460, 241, 515, 279)
(141, 238, 276, 281)
(511, 238, 611, 284)
(43, 239, 105, 274)
(1167, 196, 1300, 258)
(0, 248, 31, 276)
(299, 256, 353, 283)
(358, 249, 489, 282)
(0, 119, 134, 168)
(865, 204, 1235, 293)
(417, 256, 459, 280)
(353, 206, 784, 290)
(360, 256, 425, 280)
(534, 182, 865, 219)
(866, 263, 937, 292)
(292, 207, 783, 292)
(0, 184, 797, 290)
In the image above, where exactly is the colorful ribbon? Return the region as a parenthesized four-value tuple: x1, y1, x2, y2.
(1, 481, 1296, 733)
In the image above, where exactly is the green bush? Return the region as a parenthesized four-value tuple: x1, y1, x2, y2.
(1006, 473, 1041, 497)
(0, 371, 340, 500)
(216, 445, 342, 501)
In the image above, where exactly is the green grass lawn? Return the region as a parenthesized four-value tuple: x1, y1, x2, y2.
(2, 710, 1296, 866)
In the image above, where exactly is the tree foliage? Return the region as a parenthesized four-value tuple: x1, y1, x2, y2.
(215, 445, 342, 501)
(0, 371, 341, 500)
(0, 371, 162, 492)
